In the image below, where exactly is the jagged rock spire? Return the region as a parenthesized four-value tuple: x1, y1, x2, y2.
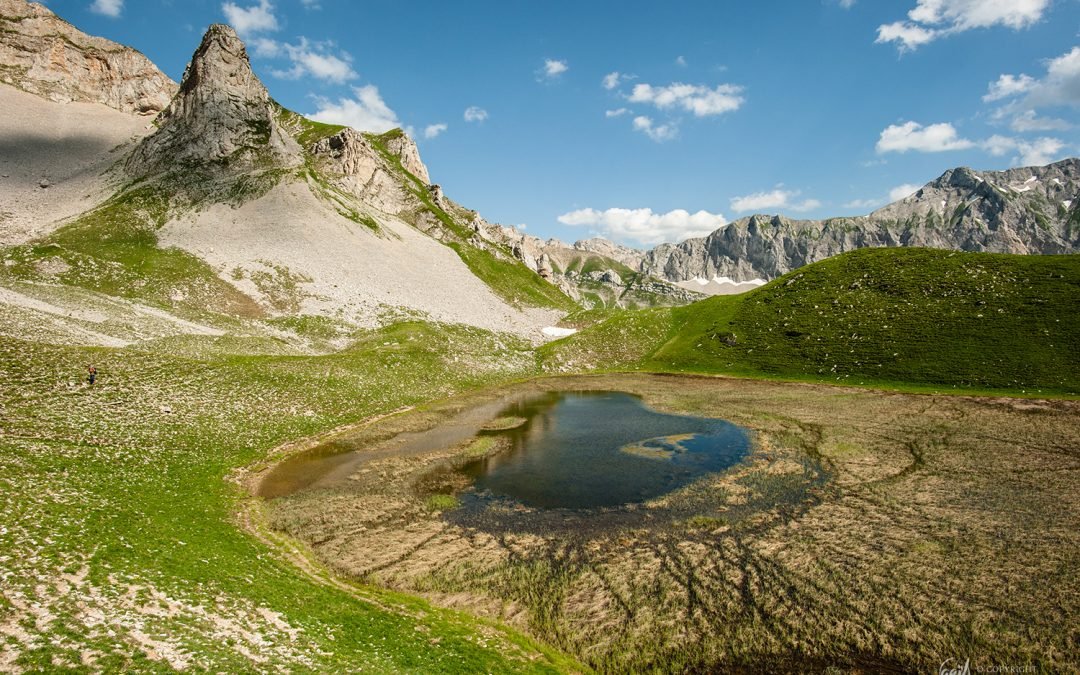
(126, 24, 300, 177)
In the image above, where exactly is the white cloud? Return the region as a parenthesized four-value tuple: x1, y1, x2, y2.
(539, 59, 568, 80)
(730, 189, 821, 214)
(675, 55, 687, 67)
(89, 0, 123, 18)
(557, 207, 726, 246)
(221, 0, 279, 36)
(1009, 110, 1071, 132)
(876, 0, 1049, 51)
(605, 108, 629, 118)
(907, 0, 1047, 30)
(632, 116, 678, 142)
(423, 123, 447, 139)
(984, 135, 1066, 166)
(270, 38, 355, 83)
(628, 82, 745, 117)
(839, 0, 857, 8)
(308, 85, 400, 133)
(983, 73, 1035, 102)
(250, 37, 281, 58)
(889, 183, 922, 201)
(876, 121, 975, 153)
(875, 21, 938, 51)
(602, 72, 622, 90)
(463, 106, 488, 123)
(1022, 46, 1080, 109)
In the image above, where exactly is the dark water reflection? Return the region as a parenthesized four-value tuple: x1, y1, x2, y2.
(461, 391, 749, 509)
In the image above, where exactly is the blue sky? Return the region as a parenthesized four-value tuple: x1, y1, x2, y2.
(53, 0, 1080, 247)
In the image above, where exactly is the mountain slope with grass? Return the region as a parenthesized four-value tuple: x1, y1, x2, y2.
(543, 248, 1080, 394)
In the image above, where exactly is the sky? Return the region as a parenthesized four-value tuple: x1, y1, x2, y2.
(48, 0, 1080, 248)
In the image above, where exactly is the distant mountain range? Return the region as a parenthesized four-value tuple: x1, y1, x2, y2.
(640, 160, 1080, 284)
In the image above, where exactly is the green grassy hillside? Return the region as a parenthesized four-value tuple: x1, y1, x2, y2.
(0, 322, 580, 672)
(542, 248, 1080, 394)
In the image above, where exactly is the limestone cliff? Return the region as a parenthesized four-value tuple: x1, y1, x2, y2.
(0, 0, 175, 114)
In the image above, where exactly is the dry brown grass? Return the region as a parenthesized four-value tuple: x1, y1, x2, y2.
(268, 374, 1080, 673)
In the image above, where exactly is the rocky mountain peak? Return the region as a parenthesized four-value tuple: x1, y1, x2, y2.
(382, 132, 430, 185)
(126, 24, 300, 177)
(0, 0, 176, 114)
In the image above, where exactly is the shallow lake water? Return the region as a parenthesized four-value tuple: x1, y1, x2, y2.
(461, 391, 750, 509)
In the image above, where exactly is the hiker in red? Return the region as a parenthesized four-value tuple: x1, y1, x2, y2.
(87, 365, 96, 386)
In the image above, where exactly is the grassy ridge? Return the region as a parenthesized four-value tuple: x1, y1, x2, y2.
(0, 322, 580, 672)
(543, 248, 1080, 394)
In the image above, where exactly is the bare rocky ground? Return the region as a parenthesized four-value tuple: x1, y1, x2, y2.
(0, 84, 149, 246)
(162, 181, 561, 339)
(268, 374, 1080, 674)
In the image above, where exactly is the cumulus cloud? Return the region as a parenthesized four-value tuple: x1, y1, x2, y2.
(602, 72, 626, 90)
(983, 73, 1036, 102)
(308, 85, 400, 133)
(730, 189, 821, 214)
(423, 123, 447, 139)
(557, 207, 726, 246)
(984, 135, 1066, 166)
(539, 59, 568, 80)
(605, 108, 630, 118)
(250, 37, 282, 58)
(889, 183, 922, 201)
(632, 116, 678, 142)
(876, 0, 1049, 51)
(221, 0, 279, 36)
(876, 121, 975, 153)
(628, 82, 745, 117)
(1009, 110, 1071, 132)
(89, 0, 123, 18)
(463, 106, 488, 122)
(269, 38, 356, 83)
(675, 55, 687, 67)
(874, 21, 938, 51)
(992, 47, 1080, 110)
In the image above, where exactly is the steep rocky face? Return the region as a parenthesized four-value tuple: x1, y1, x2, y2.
(644, 159, 1080, 282)
(126, 24, 300, 177)
(307, 127, 417, 214)
(383, 133, 430, 184)
(572, 238, 645, 269)
(0, 0, 175, 114)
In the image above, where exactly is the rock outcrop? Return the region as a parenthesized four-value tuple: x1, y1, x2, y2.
(643, 159, 1080, 282)
(383, 133, 430, 184)
(125, 24, 300, 177)
(0, 0, 175, 114)
(572, 238, 645, 270)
